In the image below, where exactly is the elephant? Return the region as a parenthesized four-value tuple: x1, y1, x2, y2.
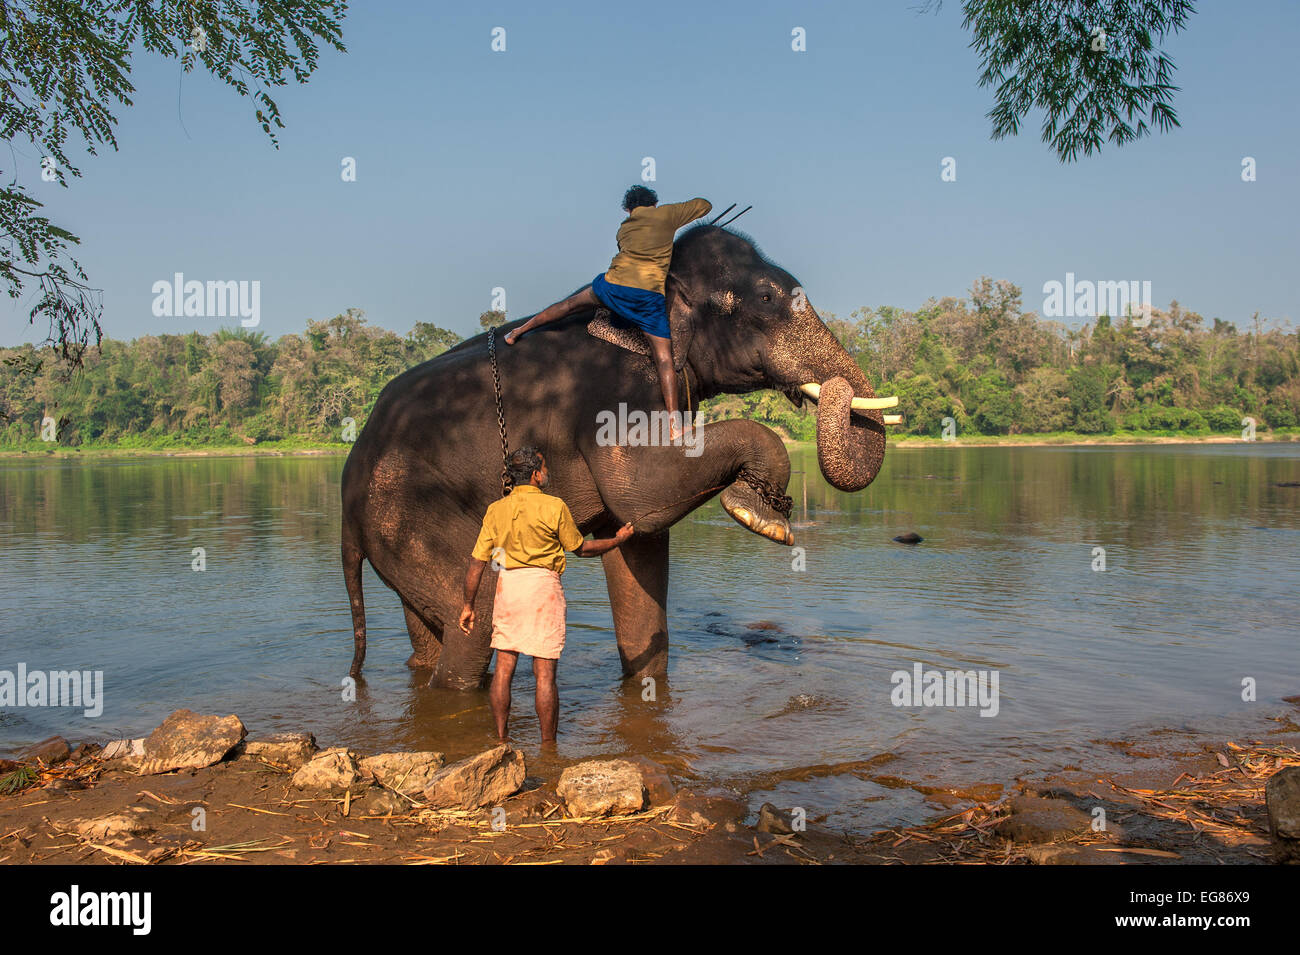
(340, 223, 895, 689)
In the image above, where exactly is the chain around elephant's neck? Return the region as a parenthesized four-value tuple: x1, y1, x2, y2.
(487, 328, 510, 497)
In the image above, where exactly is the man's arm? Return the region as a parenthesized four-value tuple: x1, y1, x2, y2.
(458, 557, 488, 634)
(575, 522, 635, 557)
(556, 499, 633, 557)
(660, 198, 711, 230)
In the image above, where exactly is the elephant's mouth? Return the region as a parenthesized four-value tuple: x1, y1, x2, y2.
(785, 379, 900, 492)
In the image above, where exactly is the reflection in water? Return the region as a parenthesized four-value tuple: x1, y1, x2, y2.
(1, 443, 1298, 830)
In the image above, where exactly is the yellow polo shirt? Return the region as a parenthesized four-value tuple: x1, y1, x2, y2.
(471, 485, 585, 575)
(604, 198, 712, 295)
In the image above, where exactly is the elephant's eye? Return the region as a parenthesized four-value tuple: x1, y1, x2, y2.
(762, 294, 772, 303)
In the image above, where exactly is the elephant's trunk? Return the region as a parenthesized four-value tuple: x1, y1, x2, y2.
(798, 324, 888, 492)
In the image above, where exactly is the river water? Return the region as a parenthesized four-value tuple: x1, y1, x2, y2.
(2, 443, 1297, 830)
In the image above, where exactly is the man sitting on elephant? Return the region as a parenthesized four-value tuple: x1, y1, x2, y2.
(459, 446, 634, 741)
(504, 185, 711, 442)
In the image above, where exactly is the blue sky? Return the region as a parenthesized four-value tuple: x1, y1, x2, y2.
(5, 0, 1297, 346)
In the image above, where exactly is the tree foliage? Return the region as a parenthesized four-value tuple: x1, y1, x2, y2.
(946, 0, 1194, 161)
(1, 0, 348, 367)
(0, 309, 459, 447)
(705, 278, 1298, 440)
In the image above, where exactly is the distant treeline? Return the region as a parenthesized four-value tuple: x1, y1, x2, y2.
(2, 280, 1297, 448)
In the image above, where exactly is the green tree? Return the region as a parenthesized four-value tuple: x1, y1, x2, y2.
(946, 0, 1193, 162)
(1, 0, 348, 367)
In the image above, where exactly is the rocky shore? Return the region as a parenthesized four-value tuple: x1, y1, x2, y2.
(2, 707, 1297, 865)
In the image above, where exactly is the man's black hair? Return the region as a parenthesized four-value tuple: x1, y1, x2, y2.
(506, 446, 544, 487)
(622, 185, 658, 212)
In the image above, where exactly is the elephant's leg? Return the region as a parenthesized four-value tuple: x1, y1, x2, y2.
(600, 528, 669, 680)
(428, 576, 495, 691)
(583, 419, 795, 542)
(401, 599, 443, 671)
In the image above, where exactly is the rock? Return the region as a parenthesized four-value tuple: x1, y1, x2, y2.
(624, 756, 676, 806)
(1265, 765, 1300, 863)
(69, 742, 99, 762)
(240, 732, 318, 771)
(996, 794, 1092, 843)
(23, 735, 70, 765)
(74, 807, 155, 843)
(756, 802, 795, 834)
(1025, 845, 1126, 865)
(133, 710, 246, 775)
(893, 532, 923, 544)
(422, 745, 525, 810)
(558, 759, 647, 817)
(291, 747, 367, 794)
(0, 758, 20, 774)
(358, 751, 446, 796)
(99, 738, 145, 761)
(356, 788, 407, 816)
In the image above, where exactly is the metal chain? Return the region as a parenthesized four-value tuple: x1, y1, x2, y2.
(738, 469, 794, 516)
(487, 328, 511, 497)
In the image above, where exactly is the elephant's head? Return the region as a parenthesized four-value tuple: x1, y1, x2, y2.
(666, 225, 893, 491)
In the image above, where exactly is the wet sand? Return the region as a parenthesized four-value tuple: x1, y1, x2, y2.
(3, 705, 1295, 865)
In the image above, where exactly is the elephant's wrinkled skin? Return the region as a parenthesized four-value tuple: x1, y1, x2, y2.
(341, 224, 889, 688)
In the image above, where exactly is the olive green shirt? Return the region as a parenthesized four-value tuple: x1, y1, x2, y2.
(604, 198, 712, 295)
(471, 484, 585, 575)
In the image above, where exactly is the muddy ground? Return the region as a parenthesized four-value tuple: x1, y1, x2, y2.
(2, 710, 1296, 866)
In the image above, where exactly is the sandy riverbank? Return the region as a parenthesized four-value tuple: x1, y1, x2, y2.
(3, 704, 1295, 865)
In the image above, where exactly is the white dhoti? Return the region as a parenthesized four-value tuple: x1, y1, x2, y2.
(491, 566, 567, 659)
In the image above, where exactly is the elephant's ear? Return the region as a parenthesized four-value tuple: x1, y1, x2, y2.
(665, 273, 696, 373)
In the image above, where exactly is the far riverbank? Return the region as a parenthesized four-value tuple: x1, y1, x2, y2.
(2, 429, 1297, 460)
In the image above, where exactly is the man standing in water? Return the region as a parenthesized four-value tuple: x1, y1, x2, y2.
(459, 447, 633, 742)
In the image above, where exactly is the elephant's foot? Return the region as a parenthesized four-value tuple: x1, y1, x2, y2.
(720, 479, 794, 545)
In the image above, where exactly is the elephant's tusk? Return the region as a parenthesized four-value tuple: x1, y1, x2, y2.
(882, 414, 902, 425)
(800, 382, 899, 410)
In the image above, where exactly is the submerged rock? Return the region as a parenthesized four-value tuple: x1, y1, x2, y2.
(558, 759, 647, 817)
(1265, 766, 1300, 864)
(892, 532, 923, 545)
(23, 735, 71, 765)
(623, 756, 676, 806)
(422, 744, 525, 810)
(756, 802, 796, 835)
(996, 794, 1091, 843)
(133, 709, 246, 775)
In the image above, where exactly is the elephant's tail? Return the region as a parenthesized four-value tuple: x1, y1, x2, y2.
(342, 518, 368, 679)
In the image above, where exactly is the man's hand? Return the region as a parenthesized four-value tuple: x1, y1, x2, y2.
(459, 602, 476, 634)
(576, 522, 636, 558)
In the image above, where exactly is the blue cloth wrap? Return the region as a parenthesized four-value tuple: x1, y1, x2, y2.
(590, 273, 671, 339)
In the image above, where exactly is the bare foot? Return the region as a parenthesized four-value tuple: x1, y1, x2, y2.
(504, 330, 518, 345)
